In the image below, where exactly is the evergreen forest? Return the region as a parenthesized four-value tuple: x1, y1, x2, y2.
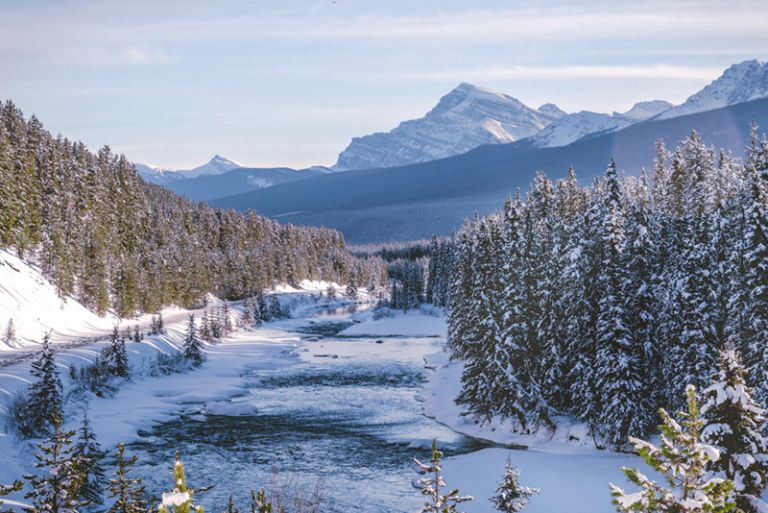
(432, 128, 768, 449)
(0, 100, 387, 318)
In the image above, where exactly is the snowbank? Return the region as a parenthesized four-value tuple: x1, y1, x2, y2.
(339, 308, 447, 338)
(0, 250, 116, 349)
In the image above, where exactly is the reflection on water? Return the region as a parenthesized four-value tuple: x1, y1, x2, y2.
(130, 336, 493, 513)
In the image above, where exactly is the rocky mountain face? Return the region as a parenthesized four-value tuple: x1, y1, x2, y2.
(332, 83, 564, 171)
(657, 59, 768, 120)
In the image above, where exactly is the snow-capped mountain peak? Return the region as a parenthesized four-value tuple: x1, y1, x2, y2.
(182, 155, 244, 179)
(617, 100, 674, 120)
(657, 59, 768, 120)
(332, 83, 565, 171)
(133, 162, 185, 184)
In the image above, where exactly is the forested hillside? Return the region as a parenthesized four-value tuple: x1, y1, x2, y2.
(0, 101, 387, 318)
(440, 128, 768, 448)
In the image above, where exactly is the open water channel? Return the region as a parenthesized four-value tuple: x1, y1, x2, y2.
(129, 306, 495, 512)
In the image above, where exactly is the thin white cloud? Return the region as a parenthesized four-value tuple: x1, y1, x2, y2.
(397, 65, 724, 82)
(65, 46, 175, 67)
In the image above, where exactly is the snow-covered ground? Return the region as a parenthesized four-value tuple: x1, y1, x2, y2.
(0, 253, 652, 512)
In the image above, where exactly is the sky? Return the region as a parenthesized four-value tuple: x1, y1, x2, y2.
(1, 0, 768, 170)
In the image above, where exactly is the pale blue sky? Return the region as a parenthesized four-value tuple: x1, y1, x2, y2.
(2, 0, 767, 169)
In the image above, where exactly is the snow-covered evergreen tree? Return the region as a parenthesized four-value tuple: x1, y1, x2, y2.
(105, 443, 149, 513)
(414, 440, 472, 513)
(701, 347, 768, 513)
(102, 327, 130, 378)
(23, 408, 89, 513)
(609, 385, 734, 513)
(489, 455, 538, 513)
(183, 315, 204, 367)
(221, 301, 232, 336)
(593, 161, 646, 447)
(72, 412, 107, 508)
(27, 333, 63, 436)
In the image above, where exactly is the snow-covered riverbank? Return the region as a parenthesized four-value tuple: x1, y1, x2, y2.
(0, 252, 649, 512)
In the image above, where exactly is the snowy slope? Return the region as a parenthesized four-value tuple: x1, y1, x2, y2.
(532, 100, 673, 148)
(657, 59, 768, 120)
(0, 250, 117, 349)
(332, 83, 565, 171)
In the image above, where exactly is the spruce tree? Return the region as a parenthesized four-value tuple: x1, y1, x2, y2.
(105, 443, 149, 513)
(490, 456, 538, 513)
(414, 440, 472, 513)
(28, 333, 63, 436)
(72, 412, 107, 508)
(221, 301, 232, 336)
(23, 408, 89, 513)
(609, 385, 734, 513)
(701, 347, 768, 513)
(183, 315, 204, 366)
(102, 327, 130, 378)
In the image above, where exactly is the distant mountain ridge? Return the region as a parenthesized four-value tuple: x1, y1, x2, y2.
(658, 59, 768, 119)
(212, 96, 768, 244)
(531, 100, 674, 149)
(332, 82, 565, 171)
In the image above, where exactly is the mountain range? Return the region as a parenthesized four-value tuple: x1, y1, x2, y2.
(136, 59, 768, 241)
(331, 82, 565, 171)
(210, 58, 768, 243)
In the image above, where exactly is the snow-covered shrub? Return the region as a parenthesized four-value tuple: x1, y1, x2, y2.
(2, 388, 34, 439)
(372, 305, 396, 320)
(417, 304, 444, 317)
(68, 357, 118, 399)
(146, 351, 189, 377)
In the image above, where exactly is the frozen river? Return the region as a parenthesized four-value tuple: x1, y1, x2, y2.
(129, 312, 494, 512)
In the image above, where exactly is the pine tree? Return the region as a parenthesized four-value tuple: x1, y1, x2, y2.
(0, 481, 23, 513)
(102, 327, 130, 378)
(183, 315, 204, 366)
(157, 452, 213, 513)
(28, 333, 63, 436)
(23, 408, 89, 513)
(221, 301, 232, 336)
(133, 326, 142, 344)
(609, 385, 734, 513)
(701, 347, 768, 513)
(72, 412, 107, 508)
(105, 443, 149, 513)
(489, 456, 538, 513)
(414, 440, 473, 513)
